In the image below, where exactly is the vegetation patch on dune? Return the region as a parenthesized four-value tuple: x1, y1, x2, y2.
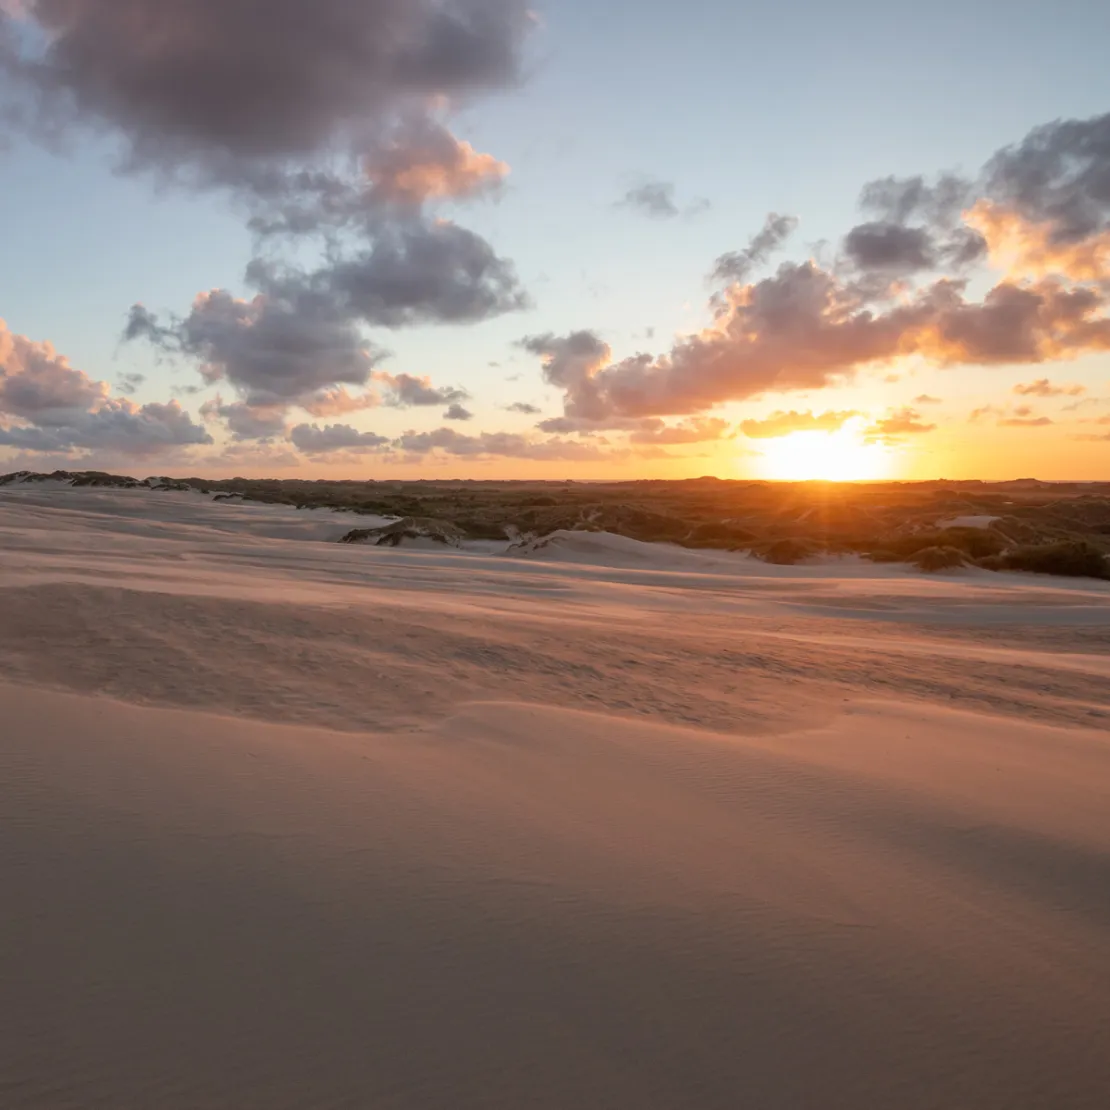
(6, 470, 1110, 579)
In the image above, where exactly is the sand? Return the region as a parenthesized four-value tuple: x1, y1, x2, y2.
(2, 485, 1110, 1108)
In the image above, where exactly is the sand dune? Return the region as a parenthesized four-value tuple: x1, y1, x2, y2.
(2, 486, 1110, 1108)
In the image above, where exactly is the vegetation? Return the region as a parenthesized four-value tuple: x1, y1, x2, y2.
(911, 546, 968, 572)
(989, 541, 1109, 579)
(6, 470, 1110, 580)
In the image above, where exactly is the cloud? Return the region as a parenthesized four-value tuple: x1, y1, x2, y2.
(200, 398, 288, 442)
(858, 174, 972, 227)
(127, 291, 378, 409)
(618, 180, 680, 219)
(984, 113, 1110, 246)
(627, 417, 731, 444)
(247, 220, 528, 329)
(444, 403, 473, 421)
(914, 394, 942, 404)
(127, 225, 510, 416)
(505, 401, 541, 414)
(0, 398, 212, 456)
(1000, 415, 1053, 427)
(528, 253, 1110, 423)
(394, 426, 609, 460)
(12, 2, 530, 432)
(1013, 378, 1085, 397)
(116, 371, 144, 396)
(843, 223, 936, 272)
(739, 410, 860, 439)
(298, 388, 380, 417)
(376, 372, 469, 407)
(0, 323, 108, 418)
(863, 407, 936, 441)
(845, 173, 987, 276)
(289, 423, 390, 454)
(364, 117, 508, 206)
(1, 320, 211, 457)
(3, 0, 532, 178)
(966, 200, 1110, 282)
(712, 213, 799, 284)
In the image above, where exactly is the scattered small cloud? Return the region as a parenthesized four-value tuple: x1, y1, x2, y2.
(863, 407, 937, 442)
(444, 403, 473, 421)
(628, 417, 731, 445)
(116, 372, 145, 396)
(376, 372, 469, 408)
(618, 180, 680, 219)
(712, 214, 798, 284)
(618, 179, 710, 221)
(1013, 378, 1085, 397)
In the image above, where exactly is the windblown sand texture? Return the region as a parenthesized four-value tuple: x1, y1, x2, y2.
(3, 485, 1110, 1109)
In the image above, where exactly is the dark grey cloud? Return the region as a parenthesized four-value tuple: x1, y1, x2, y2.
(985, 113, 1110, 243)
(847, 172, 986, 277)
(713, 213, 799, 284)
(505, 401, 541, 414)
(128, 290, 378, 409)
(3, 0, 531, 176)
(619, 180, 680, 219)
(289, 423, 390, 453)
(254, 220, 529, 329)
(444, 403, 473, 421)
(129, 215, 524, 420)
(843, 223, 936, 272)
(859, 173, 971, 228)
(116, 371, 145, 396)
(376, 372, 469, 407)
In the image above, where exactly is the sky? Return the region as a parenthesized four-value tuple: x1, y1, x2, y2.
(1, 0, 1110, 481)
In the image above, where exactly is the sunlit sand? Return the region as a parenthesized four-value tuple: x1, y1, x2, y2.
(2, 484, 1110, 1109)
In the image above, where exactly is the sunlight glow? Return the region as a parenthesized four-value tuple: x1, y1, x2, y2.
(756, 418, 893, 481)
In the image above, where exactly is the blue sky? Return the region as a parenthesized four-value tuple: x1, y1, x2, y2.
(1, 0, 1110, 477)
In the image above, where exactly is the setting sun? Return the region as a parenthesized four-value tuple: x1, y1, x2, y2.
(756, 418, 893, 481)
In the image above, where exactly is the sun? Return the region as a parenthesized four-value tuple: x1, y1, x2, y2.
(756, 418, 892, 481)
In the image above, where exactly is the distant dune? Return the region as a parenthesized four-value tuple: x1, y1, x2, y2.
(2, 483, 1110, 1109)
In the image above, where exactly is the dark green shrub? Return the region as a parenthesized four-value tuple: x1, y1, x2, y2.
(757, 538, 818, 565)
(912, 546, 967, 572)
(999, 541, 1109, 579)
